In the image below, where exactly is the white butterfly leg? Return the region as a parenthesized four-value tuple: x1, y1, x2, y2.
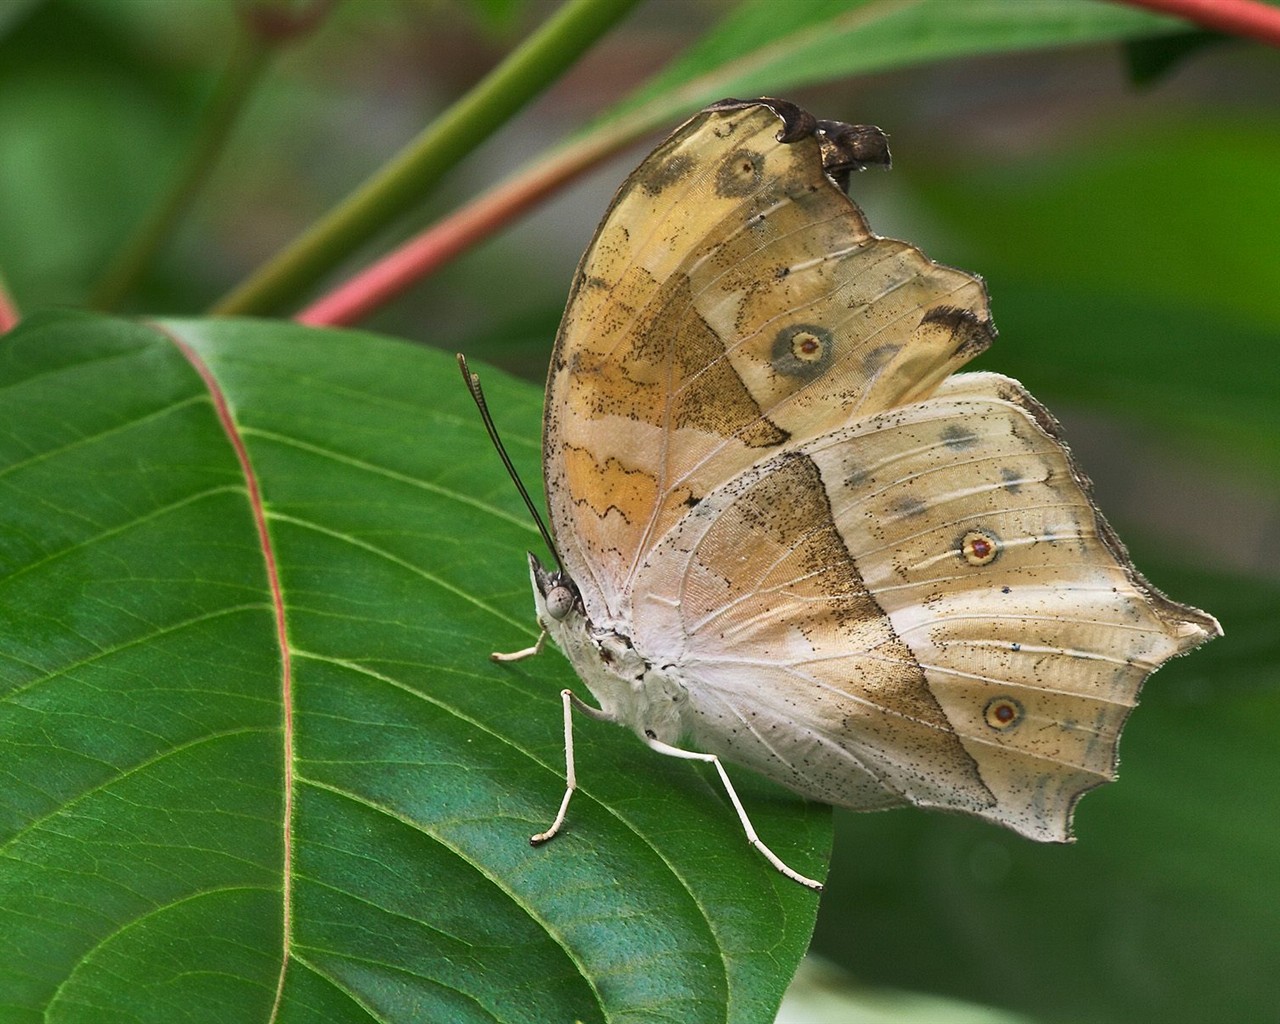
(525, 683, 823, 890)
(491, 628, 547, 663)
(642, 735, 824, 891)
(532, 688, 616, 846)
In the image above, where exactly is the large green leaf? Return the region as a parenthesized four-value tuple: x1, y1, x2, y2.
(0, 312, 828, 1023)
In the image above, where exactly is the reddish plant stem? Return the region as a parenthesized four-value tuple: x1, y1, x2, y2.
(0, 274, 19, 332)
(298, 0, 1280, 329)
(295, 133, 624, 327)
(1118, 0, 1280, 47)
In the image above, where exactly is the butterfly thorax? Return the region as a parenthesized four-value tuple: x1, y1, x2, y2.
(528, 553, 687, 744)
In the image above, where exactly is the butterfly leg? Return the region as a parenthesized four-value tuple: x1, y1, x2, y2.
(531, 688, 615, 846)
(491, 628, 547, 662)
(641, 735, 824, 891)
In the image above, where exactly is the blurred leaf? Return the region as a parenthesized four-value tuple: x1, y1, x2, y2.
(881, 114, 1280, 485)
(963, 284, 1280, 483)
(1123, 29, 1230, 85)
(779, 956, 1035, 1023)
(466, 0, 536, 34)
(0, 0, 210, 309)
(907, 118, 1280, 335)
(0, 313, 828, 1023)
(0, 0, 42, 37)
(604, 0, 1186, 126)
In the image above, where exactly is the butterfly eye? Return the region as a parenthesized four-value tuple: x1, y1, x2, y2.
(544, 584, 575, 621)
(960, 529, 1001, 567)
(984, 697, 1024, 731)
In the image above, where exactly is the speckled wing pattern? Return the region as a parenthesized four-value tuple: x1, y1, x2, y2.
(543, 98, 1219, 840)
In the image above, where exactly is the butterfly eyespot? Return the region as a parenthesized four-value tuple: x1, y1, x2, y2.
(716, 149, 764, 197)
(984, 697, 1024, 731)
(772, 324, 834, 380)
(960, 529, 1001, 567)
(792, 332, 824, 361)
(544, 585, 575, 621)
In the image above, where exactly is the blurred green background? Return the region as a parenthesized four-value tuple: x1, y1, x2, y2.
(2, 1, 1276, 1022)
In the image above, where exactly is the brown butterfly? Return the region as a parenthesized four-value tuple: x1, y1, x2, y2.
(469, 97, 1219, 890)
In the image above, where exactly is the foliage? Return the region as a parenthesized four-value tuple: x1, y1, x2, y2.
(1, 2, 1277, 1022)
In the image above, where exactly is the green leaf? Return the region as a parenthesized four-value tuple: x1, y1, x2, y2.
(603, 0, 1186, 128)
(0, 312, 827, 1023)
(1123, 30, 1229, 86)
(779, 956, 1035, 1023)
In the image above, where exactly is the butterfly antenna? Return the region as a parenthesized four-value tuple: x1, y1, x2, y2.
(456, 354, 563, 572)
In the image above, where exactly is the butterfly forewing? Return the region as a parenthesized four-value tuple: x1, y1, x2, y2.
(545, 101, 993, 615)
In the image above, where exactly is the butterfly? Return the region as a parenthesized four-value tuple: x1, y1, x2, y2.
(467, 97, 1220, 890)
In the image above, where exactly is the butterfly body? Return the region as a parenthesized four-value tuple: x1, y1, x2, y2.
(515, 97, 1219, 883)
(530, 554, 689, 749)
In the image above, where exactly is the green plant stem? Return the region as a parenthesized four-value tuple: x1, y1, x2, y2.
(90, 33, 273, 311)
(211, 0, 641, 318)
(294, 115, 645, 327)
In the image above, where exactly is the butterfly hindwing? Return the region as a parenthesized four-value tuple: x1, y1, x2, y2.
(630, 371, 1217, 839)
(629, 448, 998, 818)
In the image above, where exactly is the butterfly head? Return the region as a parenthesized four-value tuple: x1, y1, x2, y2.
(529, 552, 581, 624)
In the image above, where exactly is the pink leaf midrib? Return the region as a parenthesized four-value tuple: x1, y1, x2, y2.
(164, 328, 294, 1021)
